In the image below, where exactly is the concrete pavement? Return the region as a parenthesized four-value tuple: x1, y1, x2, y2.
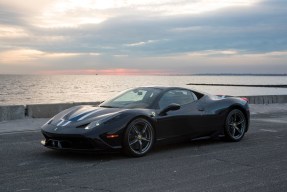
(0, 104, 287, 192)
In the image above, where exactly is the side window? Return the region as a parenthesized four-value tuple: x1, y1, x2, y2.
(159, 89, 196, 109)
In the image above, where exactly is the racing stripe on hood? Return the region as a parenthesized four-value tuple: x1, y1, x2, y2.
(77, 108, 104, 121)
(69, 109, 98, 122)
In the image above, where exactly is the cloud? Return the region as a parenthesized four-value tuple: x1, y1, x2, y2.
(0, 0, 287, 74)
(124, 40, 160, 47)
(27, 0, 287, 55)
(0, 4, 28, 29)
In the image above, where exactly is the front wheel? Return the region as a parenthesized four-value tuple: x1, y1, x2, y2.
(123, 118, 154, 157)
(224, 109, 247, 142)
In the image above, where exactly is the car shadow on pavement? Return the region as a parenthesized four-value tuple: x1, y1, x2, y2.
(41, 149, 126, 161)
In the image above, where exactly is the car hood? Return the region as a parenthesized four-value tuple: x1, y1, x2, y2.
(49, 105, 127, 126)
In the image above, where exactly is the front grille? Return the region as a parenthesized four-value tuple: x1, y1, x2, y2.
(42, 132, 96, 150)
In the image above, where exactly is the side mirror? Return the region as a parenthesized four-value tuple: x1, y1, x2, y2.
(159, 103, 181, 116)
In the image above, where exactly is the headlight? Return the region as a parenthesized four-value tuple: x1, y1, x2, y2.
(84, 113, 121, 130)
(85, 121, 101, 129)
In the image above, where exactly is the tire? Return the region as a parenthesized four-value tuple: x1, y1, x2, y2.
(123, 118, 155, 157)
(224, 109, 247, 142)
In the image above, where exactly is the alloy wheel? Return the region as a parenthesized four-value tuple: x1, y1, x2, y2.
(127, 119, 153, 155)
(226, 109, 246, 141)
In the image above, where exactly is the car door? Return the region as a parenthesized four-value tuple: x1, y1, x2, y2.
(156, 89, 204, 140)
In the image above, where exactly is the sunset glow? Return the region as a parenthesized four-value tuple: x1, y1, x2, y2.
(38, 69, 170, 76)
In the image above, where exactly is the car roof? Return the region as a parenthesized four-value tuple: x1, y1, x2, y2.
(136, 85, 182, 90)
(136, 85, 205, 94)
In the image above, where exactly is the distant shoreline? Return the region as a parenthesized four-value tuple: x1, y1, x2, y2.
(0, 73, 286, 76)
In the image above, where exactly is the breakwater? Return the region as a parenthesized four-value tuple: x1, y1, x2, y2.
(1, 95, 287, 122)
(187, 83, 287, 88)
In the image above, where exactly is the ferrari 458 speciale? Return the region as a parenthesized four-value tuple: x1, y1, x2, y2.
(41, 86, 250, 157)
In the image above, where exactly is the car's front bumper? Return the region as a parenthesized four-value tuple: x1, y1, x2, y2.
(42, 131, 104, 151)
(41, 129, 122, 152)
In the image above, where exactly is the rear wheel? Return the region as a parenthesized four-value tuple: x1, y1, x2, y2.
(224, 109, 247, 142)
(123, 118, 154, 157)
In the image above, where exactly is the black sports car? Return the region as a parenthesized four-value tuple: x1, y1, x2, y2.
(41, 86, 250, 157)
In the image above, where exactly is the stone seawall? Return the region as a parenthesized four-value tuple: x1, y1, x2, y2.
(1, 95, 287, 121)
(240, 95, 287, 104)
(0, 102, 101, 122)
(0, 105, 25, 122)
(26, 102, 101, 118)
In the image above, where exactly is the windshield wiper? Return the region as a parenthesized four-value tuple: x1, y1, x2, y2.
(100, 105, 118, 108)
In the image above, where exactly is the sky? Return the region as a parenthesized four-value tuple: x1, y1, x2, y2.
(0, 0, 287, 75)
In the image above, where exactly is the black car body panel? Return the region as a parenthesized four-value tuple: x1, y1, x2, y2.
(41, 86, 250, 151)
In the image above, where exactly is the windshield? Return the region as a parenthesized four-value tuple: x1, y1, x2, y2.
(100, 87, 162, 109)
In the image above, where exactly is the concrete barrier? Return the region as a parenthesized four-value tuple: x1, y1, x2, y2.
(1, 95, 287, 122)
(240, 95, 287, 104)
(27, 102, 101, 118)
(0, 105, 25, 121)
